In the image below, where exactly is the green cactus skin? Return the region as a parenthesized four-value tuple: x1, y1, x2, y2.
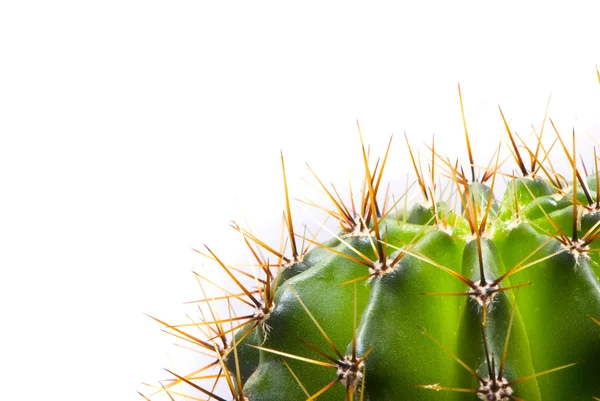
(145, 95, 600, 401)
(239, 157, 599, 400)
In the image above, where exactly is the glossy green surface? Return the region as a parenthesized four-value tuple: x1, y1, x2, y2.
(226, 175, 600, 400)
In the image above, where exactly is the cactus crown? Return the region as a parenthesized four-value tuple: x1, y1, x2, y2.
(142, 84, 600, 401)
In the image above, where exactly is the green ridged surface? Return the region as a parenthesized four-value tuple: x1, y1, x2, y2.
(146, 125, 600, 401)
(231, 171, 600, 401)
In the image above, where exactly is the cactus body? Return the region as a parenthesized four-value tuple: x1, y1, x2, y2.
(146, 97, 600, 401)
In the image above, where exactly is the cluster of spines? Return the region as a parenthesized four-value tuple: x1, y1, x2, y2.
(140, 81, 600, 401)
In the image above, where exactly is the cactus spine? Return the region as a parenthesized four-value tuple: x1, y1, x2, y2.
(143, 84, 600, 401)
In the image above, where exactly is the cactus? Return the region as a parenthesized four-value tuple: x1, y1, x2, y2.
(142, 82, 600, 401)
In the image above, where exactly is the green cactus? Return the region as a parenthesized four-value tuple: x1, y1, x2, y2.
(142, 85, 600, 401)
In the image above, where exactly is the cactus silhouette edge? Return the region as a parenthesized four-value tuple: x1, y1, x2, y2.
(141, 76, 600, 401)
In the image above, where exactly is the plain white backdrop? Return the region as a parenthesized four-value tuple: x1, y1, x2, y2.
(0, 1, 599, 400)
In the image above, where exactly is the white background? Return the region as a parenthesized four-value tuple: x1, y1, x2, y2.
(0, 1, 599, 400)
